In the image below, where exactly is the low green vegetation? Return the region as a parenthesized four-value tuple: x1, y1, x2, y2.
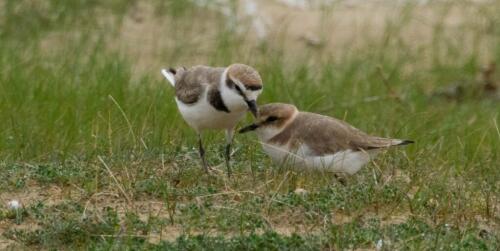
(0, 0, 498, 250)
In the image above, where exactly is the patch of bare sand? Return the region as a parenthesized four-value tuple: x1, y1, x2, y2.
(0, 182, 75, 208)
(0, 182, 69, 250)
(254, 0, 496, 61)
(1, 177, 497, 246)
(117, 0, 498, 76)
(115, 1, 225, 78)
(33, 0, 498, 79)
(0, 179, 203, 244)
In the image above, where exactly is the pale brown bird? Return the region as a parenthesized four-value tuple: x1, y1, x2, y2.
(240, 103, 413, 175)
(161, 64, 263, 177)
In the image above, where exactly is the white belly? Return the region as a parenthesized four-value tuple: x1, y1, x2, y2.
(261, 143, 375, 175)
(176, 97, 246, 132)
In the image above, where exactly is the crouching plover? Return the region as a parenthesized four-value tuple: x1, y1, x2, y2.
(239, 103, 413, 176)
(161, 64, 263, 177)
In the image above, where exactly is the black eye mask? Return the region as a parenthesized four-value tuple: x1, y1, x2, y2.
(226, 78, 258, 117)
(239, 123, 259, 133)
(235, 85, 244, 95)
(226, 78, 235, 88)
(266, 116, 278, 122)
(239, 116, 280, 134)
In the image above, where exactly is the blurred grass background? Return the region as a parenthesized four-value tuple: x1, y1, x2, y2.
(0, 0, 499, 249)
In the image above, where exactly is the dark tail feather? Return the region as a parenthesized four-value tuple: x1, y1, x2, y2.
(397, 140, 414, 146)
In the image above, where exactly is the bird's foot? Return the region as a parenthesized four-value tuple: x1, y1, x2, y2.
(204, 165, 224, 176)
(334, 174, 347, 186)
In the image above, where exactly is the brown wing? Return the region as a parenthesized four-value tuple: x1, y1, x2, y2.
(174, 66, 225, 104)
(270, 112, 398, 156)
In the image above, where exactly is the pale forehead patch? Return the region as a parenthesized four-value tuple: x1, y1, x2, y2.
(258, 103, 297, 119)
(228, 64, 262, 88)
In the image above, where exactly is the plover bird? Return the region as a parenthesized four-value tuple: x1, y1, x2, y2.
(161, 64, 263, 177)
(239, 103, 413, 176)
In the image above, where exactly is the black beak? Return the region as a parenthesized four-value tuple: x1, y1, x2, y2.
(246, 100, 258, 118)
(239, 123, 259, 134)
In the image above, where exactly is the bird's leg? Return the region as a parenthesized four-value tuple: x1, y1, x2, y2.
(224, 129, 234, 178)
(198, 134, 209, 173)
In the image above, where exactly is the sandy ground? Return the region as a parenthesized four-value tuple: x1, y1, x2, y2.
(1, 1, 498, 248)
(0, 182, 422, 248)
(110, 0, 497, 77)
(2, 0, 497, 76)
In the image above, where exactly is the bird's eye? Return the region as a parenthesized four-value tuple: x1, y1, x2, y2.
(266, 116, 278, 122)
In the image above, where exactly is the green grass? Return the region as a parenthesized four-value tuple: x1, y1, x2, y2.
(0, 0, 499, 250)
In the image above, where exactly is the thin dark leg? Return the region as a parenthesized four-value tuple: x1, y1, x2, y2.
(198, 135, 209, 173)
(225, 143, 232, 178)
(224, 129, 234, 178)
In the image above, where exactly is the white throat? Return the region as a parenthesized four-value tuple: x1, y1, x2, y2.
(219, 68, 249, 113)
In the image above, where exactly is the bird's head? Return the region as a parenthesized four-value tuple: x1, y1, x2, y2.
(224, 64, 263, 117)
(239, 103, 298, 140)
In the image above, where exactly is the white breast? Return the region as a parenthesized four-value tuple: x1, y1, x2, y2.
(261, 142, 293, 163)
(176, 90, 246, 132)
(261, 142, 376, 175)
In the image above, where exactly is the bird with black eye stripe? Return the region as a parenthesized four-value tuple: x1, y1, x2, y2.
(239, 103, 414, 180)
(161, 64, 263, 177)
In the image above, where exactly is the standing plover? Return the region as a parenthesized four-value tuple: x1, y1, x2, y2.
(161, 64, 263, 177)
(239, 103, 413, 175)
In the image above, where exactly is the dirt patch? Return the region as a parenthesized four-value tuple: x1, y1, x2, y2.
(120, 0, 497, 76)
(116, 1, 225, 78)
(33, 0, 498, 78)
(249, 0, 496, 60)
(0, 182, 72, 208)
(0, 183, 65, 250)
(2, 180, 497, 247)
